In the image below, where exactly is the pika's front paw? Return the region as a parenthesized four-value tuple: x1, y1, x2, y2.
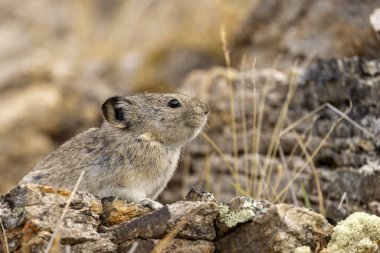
(138, 198, 164, 210)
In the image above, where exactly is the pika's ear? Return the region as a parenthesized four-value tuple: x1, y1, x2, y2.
(102, 96, 132, 128)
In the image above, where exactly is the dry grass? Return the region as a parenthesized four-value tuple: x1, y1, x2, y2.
(258, 62, 298, 200)
(198, 152, 214, 192)
(0, 218, 9, 253)
(337, 192, 348, 210)
(44, 170, 85, 253)
(292, 130, 325, 214)
(221, 25, 240, 194)
(273, 105, 351, 203)
(206, 75, 352, 206)
(249, 74, 269, 197)
(151, 206, 203, 253)
(201, 132, 247, 195)
(240, 57, 254, 191)
(199, 26, 376, 211)
(127, 242, 139, 253)
(278, 145, 299, 206)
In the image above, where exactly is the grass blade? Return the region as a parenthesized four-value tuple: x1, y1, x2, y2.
(45, 170, 85, 253)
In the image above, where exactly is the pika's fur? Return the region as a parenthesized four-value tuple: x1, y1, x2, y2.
(19, 93, 209, 209)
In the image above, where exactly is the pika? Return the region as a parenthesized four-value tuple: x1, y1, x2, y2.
(19, 93, 209, 209)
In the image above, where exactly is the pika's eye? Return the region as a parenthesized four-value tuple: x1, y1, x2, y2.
(168, 99, 181, 108)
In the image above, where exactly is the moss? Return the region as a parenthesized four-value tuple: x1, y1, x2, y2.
(327, 212, 380, 253)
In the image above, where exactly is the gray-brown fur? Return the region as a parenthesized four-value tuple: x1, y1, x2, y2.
(19, 93, 209, 209)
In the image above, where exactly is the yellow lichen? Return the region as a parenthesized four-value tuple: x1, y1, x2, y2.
(218, 204, 255, 228)
(327, 212, 380, 253)
(218, 198, 271, 228)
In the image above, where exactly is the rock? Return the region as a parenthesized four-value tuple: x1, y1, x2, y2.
(322, 169, 380, 203)
(216, 204, 332, 253)
(0, 185, 105, 252)
(232, 0, 380, 67)
(101, 197, 152, 227)
(70, 238, 117, 253)
(369, 201, 380, 216)
(111, 201, 219, 243)
(117, 238, 215, 253)
(296, 57, 380, 221)
(216, 197, 272, 236)
(0, 184, 334, 252)
(185, 188, 216, 202)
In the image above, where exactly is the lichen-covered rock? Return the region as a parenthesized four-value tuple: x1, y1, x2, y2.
(216, 204, 332, 253)
(0, 184, 336, 253)
(0, 185, 109, 252)
(216, 197, 272, 236)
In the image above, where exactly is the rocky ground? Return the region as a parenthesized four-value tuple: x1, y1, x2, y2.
(1, 1, 380, 252)
(2, 185, 380, 253)
(0, 185, 332, 253)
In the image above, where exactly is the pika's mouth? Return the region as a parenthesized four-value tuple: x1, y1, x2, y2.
(187, 114, 208, 139)
(185, 113, 207, 128)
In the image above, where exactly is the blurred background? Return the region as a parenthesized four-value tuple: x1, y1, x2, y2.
(0, 0, 251, 192)
(1, 0, 380, 223)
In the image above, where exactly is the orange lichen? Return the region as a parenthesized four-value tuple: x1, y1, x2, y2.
(37, 185, 71, 197)
(90, 200, 103, 215)
(105, 200, 152, 226)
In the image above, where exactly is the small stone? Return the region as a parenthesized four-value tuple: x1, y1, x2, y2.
(185, 188, 216, 202)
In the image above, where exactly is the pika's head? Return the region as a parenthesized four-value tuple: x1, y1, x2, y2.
(102, 93, 209, 145)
